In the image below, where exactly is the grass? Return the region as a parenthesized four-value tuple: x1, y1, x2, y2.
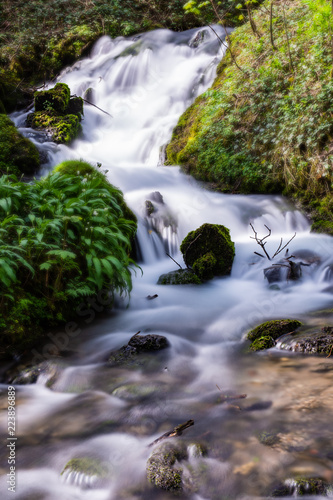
(166, 0, 333, 229)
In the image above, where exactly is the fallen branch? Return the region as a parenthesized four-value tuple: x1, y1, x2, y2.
(148, 419, 194, 447)
(72, 94, 113, 117)
(166, 252, 183, 270)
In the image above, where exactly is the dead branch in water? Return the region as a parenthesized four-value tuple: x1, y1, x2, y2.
(148, 419, 194, 447)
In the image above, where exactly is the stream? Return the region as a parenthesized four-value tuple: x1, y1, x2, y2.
(1, 26, 333, 499)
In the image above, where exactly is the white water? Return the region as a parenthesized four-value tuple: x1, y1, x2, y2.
(3, 26, 333, 499)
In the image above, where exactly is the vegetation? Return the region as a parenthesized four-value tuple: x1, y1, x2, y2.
(166, 0, 333, 230)
(0, 161, 136, 353)
(0, 115, 40, 177)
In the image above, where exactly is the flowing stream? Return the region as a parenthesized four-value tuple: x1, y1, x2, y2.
(2, 26, 333, 500)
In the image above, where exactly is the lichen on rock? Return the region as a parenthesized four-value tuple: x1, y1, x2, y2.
(147, 441, 187, 492)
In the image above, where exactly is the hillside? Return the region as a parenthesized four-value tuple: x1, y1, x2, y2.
(166, 0, 333, 234)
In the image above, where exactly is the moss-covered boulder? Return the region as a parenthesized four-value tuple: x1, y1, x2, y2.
(247, 319, 302, 342)
(311, 219, 333, 236)
(180, 223, 235, 280)
(28, 83, 83, 144)
(35, 83, 71, 114)
(147, 441, 187, 492)
(0, 114, 40, 176)
(157, 269, 202, 285)
(27, 112, 80, 144)
(247, 319, 302, 352)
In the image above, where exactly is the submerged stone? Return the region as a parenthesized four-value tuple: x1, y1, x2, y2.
(180, 223, 235, 280)
(277, 326, 333, 355)
(157, 269, 202, 285)
(61, 457, 108, 488)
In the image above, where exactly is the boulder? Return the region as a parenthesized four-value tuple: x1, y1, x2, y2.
(157, 269, 201, 285)
(247, 319, 302, 352)
(28, 83, 83, 144)
(108, 333, 169, 366)
(147, 441, 187, 492)
(271, 477, 330, 497)
(180, 223, 235, 280)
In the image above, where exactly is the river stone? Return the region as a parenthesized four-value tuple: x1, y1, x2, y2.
(108, 333, 169, 366)
(180, 223, 235, 280)
(128, 333, 168, 351)
(157, 269, 201, 285)
(247, 319, 302, 342)
(147, 441, 187, 492)
(277, 326, 333, 355)
(271, 477, 330, 497)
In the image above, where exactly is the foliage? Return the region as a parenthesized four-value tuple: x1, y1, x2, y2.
(166, 0, 333, 226)
(0, 0, 214, 85)
(0, 166, 137, 351)
(0, 114, 40, 176)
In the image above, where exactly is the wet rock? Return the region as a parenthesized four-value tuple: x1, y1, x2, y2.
(112, 382, 168, 402)
(28, 83, 83, 144)
(128, 333, 168, 352)
(8, 360, 62, 387)
(147, 441, 187, 492)
(108, 333, 169, 366)
(247, 319, 302, 352)
(277, 326, 333, 355)
(271, 477, 330, 497)
(189, 29, 210, 48)
(180, 223, 235, 280)
(157, 269, 201, 285)
(145, 200, 155, 216)
(61, 457, 108, 488)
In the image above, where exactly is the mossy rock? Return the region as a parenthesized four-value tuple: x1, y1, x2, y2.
(147, 441, 187, 492)
(34, 83, 70, 114)
(157, 269, 202, 285)
(250, 335, 276, 352)
(0, 114, 40, 176)
(257, 431, 280, 447)
(66, 96, 84, 118)
(61, 457, 108, 487)
(278, 327, 333, 355)
(180, 223, 235, 280)
(27, 112, 81, 144)
(247, 319, 302, 342)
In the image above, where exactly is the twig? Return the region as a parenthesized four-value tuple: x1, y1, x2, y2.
(72, 94, 113, 117)
(272, 232, 296, 258)
(166, 253, 182, 270)
(148, 420, 194, 447)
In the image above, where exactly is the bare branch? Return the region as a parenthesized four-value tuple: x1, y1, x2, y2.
(272, 232, 296, 258)
(166, 252, 182, 270)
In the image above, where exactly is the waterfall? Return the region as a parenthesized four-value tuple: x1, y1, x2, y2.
(4, 25, 333, 500)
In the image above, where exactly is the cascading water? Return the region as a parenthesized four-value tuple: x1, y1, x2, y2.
(2, 26, 333, 500)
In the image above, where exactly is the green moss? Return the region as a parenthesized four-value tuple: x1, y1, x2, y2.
(157, 269, 202, 285)
(250, 335, 275, 351)
(28, 112, 81, 144)
(180, 223, 235, 279)
(35, 83, 70, 114)
(0, 114, 40, 176)
(311, 220, 333, 236)
(147, 442, 187, 492)
(61, 458, 108, 478)
(166, 0, 333, 207)
(257, 431, 280, 446)
(247, 319, 302, 342)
